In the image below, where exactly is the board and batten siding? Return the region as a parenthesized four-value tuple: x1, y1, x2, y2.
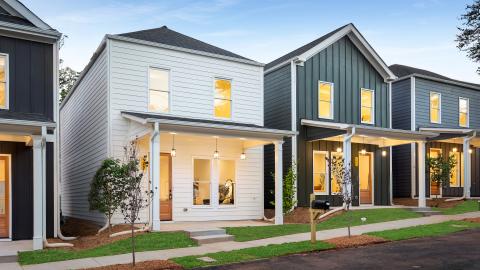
(297, 36, 390, 128)
(108, 39, 264, 159)
(60, 48, 109, 224)
(415, 78, 480, 129)
(263, 64, 292, 208)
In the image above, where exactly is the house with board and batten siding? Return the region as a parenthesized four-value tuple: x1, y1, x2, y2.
(391, 64, 480, 201)
(60, 26, 295, 229)
(264, 24, 437, 208)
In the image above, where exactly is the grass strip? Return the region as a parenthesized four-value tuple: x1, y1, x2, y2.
(435, 200, 480, 215)
(18, 232, 196, 265)
(172, 241, 334, 269)
(227, 208, 421, 242)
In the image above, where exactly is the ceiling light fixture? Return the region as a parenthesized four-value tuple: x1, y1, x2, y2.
(214, 137, 219, 159)
(170, 133, 176, 157)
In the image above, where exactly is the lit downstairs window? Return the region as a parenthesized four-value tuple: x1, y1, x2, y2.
(313, 151, 328, 194)
(459, 97, 469, 127)
(0, 55, 7, 109)
(148, 68, 170, 112)
(214, 78, 232, 119)
(361, 88, 374, 124)
(430, 92, 441, 124)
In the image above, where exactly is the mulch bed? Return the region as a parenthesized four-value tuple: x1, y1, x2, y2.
(265, 207, 343, 224)
(394, 198, 464, 208)
(84, 260, 182, 270)
(49, 218, 147, 251)
(464, 217, 480, 223)
(325, 235, 388, 249)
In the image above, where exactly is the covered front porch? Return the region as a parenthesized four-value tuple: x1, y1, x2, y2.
(300, 120, 437, 207)
(122, 112, 295, 228)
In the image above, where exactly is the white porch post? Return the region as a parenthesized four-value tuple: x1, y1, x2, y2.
(151, 123, 161, 231)
(417, 141, 426, 208)
(343, 131, 353, 203)
(463, 137, 472, 198)
(274, 141, 284, 225)
(32, 127, 46, 250)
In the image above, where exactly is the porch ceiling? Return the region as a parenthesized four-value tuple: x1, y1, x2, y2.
(419, 128, 480, 147)
(301, 119, 438, 147)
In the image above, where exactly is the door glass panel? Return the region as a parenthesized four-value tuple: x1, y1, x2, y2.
(0, 160, 5, 215)
(160, 155, 170, 201)
(0, 157, 8, 238)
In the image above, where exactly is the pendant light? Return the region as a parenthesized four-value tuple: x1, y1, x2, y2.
(360, 136, 366, 155)
(381, 138, 387, 157)
(240, 150, 246, 160)
(336, 147, 342, 153)
(452, 147, 458, 153)
(170, 133, 176, 157)
(213, 137, 219, 159)
(469, 149, 473, 154)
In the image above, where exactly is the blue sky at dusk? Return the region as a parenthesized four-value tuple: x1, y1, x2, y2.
(23, 0, 479, 83)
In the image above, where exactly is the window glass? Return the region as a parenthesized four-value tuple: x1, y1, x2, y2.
(361, 89, 374, 124)
(318, 82, 333, 119)
(0, 55, 6, 109)
(313, 152, 328, 194)
(459, 98, 469, 127)
(193, 159, 211, 205)
(450, 151, 463, 187)
(214, 79, 232, 118)
(149, 68, 169, 112)
(218, 160, 235, 205)
(430, 92, 441, 123)
(330, 152, 343, 194)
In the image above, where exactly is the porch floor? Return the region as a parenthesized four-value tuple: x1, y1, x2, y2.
(159, 220, 270, 232)
(0, 240, 32, 257)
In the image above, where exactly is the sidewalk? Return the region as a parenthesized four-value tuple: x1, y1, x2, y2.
(13, 211, 480, 270)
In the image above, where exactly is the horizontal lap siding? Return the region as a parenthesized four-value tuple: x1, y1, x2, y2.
(263, 65, 292, 208)
(60, 49, 109, 224)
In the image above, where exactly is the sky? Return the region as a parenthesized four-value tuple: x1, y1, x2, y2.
(23, 0, 480, 83)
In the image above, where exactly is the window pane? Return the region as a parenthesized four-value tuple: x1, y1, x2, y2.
(313, 152, 327, 193)
(430, 93, 439, 109)
(193, 159, 211, 205)
(330, 153, 343, 194)
(460, 113, 467, 127)
(361, 90, 373, 107)
(149, 90, 169, 112)
(0, 56, 6, 82)
(149, 69, 169, 91)
(0, 83, 5, 108)
(431, 108, 439, 123)
(319, 101, 331, 118)
(215, 79, 231, 99)
(218, 160, 235, 205)
(319, 83, 331, 102)
(361, 107, 372, 123)
(450, 152, 461, 187)
(459, 99, 468, 113)
(214, 99, 231, 118)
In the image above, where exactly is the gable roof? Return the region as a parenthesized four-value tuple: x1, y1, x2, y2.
(390, 64, 480, 90)
(265, 23, 396, 81)
(116, 26, 256, 63)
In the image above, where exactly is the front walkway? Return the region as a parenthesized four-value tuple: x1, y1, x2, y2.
(160, 220, 269, 232)
(14, 211, 480, 270)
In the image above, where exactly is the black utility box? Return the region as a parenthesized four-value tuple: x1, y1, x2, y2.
(311, 200, 330, 210)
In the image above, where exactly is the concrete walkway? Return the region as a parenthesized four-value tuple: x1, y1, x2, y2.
(11, 211, 480, 270)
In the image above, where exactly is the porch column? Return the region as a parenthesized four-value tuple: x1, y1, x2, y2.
(343, 132, 353, 203)
(32, 130, 46, 250)
(417, 141, 426, 208)
(274, 141, 284, 225)
(463, 137, 472, 198)
(151, 123, 161, 231)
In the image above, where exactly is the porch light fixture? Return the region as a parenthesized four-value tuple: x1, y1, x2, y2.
(170, 133, 176, 157)
(214, 137, 220, 159)
(360, 136, 366, 155)
(452, 147, 458, 153)
(336, 147, 342, 153)
(382, 150, 387, 157)
(469, 149, 473, 154)
(240, 151, 246, 160)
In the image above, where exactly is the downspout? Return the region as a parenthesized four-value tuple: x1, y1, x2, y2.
(148, 122, 159, 230)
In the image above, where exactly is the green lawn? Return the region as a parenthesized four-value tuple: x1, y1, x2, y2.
(227, 208, 421, 242)
(172, 241, 334, 269)
(367, 220, 480, 241)
(18, 232, 197, 265)
(435, 200, 480, 215)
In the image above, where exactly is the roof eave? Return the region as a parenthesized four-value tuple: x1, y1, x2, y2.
(394, 73, 480, 91)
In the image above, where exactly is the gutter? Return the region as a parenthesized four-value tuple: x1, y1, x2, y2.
(148, 122, 160, 231)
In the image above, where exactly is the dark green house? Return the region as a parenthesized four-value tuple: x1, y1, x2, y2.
(264, 24, 435, 207)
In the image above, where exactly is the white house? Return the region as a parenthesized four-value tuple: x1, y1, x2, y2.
(60, 26, 294, 229)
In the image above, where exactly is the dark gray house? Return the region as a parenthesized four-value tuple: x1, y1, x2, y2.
(0, 0, 61, 250)
(391, 64, 480, 201)
(264, 24, 434, 208)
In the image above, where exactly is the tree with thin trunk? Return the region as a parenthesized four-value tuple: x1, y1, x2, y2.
(456, 0, 480, 75)
(119, 138, 152, 266)
(330, 156, 353, 237)
(88, 158, 125, 233)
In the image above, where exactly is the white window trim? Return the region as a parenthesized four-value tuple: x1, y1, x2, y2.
(0, 53, 9, 110)
(318, 81, 334, 120)
(213, 77, 233, 120)
(313, 150, 329, 195)
(429, 91, 442, 124)
(360, 88, 375, 124)
(148, 67, 171, 114)
(192, 157, 213, 209)
(459, 97, 469, 128)
(217, 158, 238, 208)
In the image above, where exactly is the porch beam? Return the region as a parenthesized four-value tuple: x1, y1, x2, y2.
(463, 137, 472, 198)
(274, 141, 284, 225)
(417, 141, 426, 208)
(151, 123, 161, 231)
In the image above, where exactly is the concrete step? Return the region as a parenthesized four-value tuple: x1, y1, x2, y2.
(191, 234, 234, 245)
(185, 228, 226, 237)
(410, 207, 442, 216)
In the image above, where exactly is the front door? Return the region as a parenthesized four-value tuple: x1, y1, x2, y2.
(0, 156, 10, 238)
(160, 153, 172, 221)
(429, 148, 442, 196)
(359, 153, 373, 204)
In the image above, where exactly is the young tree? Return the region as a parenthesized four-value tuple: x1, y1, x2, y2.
(330, 156, 353, 237)
(59, 59, 80, 103)
(119, 138, 152, 266)
(88, 158, 125, 233)
(427, 154, 456, 205)
(456, 0, 480, 74)
(270, 164, 297, 214)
